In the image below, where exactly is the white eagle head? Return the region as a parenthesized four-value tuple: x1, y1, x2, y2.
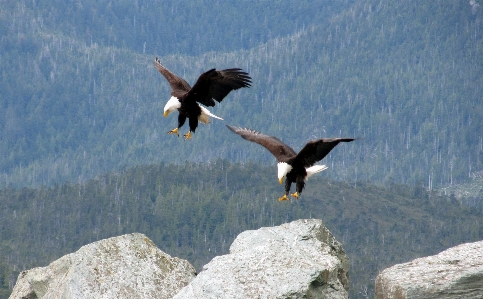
(163, 96, 181, 117)
(277, 162, 293, 184)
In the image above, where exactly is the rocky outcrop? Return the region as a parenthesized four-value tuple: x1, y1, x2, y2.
(9, 233, 196, 299)
(173, 219, 350, 299)
(10, 220, 349, 299)
(375, 240, 483, 299)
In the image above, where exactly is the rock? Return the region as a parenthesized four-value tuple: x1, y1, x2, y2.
(375, 240, 483, 299)
(9, 233, 196, 299)
(173, 219, 350, 299)
(9, 220, 349, 299)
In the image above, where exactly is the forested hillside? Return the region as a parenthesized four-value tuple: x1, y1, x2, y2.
(0, 161, 481, 298)
(1, 0, 482, 189)
(1, 2, 482, 298)
(1, 0, 354, 56)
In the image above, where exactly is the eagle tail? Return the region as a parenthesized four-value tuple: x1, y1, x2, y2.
(198, 106, 224, 124)
(305, 165, 328, 180)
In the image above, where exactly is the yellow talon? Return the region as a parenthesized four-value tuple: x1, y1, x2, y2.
(278, 194, 289, 201)
(290, 192, 299, 199)
(184, 131, 192, 140)
(168, 128, 179, 136)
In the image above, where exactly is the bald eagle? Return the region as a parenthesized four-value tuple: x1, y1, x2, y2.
(226, 125, 356, 201)
(154, 58, 251, 140)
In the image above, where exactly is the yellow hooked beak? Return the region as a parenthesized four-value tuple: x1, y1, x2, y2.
(163, 111, 169, 117)
(279, 178, 284, 185)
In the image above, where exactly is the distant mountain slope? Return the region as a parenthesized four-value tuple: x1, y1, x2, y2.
(440, 170, 483, 206)
(247, 1, 483, 187)
(1, 0, 353, 56)
(0, 161, 481, 298)
(0, 0, 482, 188)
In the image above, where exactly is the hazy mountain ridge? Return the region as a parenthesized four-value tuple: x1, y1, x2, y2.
(1, 0, 354, 56)
(1, 0, 482, 188)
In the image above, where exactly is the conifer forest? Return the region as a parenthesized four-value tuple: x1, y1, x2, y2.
(0, 1, 482, 298)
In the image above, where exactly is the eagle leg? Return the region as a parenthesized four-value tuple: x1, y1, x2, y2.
(278, 194, 289, 201)
(168, 128, 179, 136)
(184, 131, 192, 140)
(290, 192, 299, 199)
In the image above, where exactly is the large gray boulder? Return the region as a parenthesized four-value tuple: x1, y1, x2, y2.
(173, 219, 350, 299)
(375, 240, 483, 299)
(9, 233, 196, 299)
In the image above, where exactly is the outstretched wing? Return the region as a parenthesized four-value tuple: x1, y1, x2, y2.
(226, 125, 296, 162)
(188, 68, 252, 107)
(153, 57, 191, 97)
(297, 138, 356, 167)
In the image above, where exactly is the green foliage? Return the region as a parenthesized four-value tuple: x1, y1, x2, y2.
(0, 161, 481, 298)
(0, 256, 17, 299)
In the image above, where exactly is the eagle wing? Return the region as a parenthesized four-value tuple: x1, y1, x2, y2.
(188, 68, 251, 107)
(154, 57, 191, 98)
(226, 125, 296, 162)
(297, 138, 356, 167)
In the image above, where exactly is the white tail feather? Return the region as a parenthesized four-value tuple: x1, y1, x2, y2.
(305, 165, 328, 180)
(198, 106, 223, 124)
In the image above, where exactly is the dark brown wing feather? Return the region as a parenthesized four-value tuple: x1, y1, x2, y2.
(297, 138, 356, 167)
(188, 68, 252, 107)
(153, 57, 191, 98)
(226, 125, 296, 161)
